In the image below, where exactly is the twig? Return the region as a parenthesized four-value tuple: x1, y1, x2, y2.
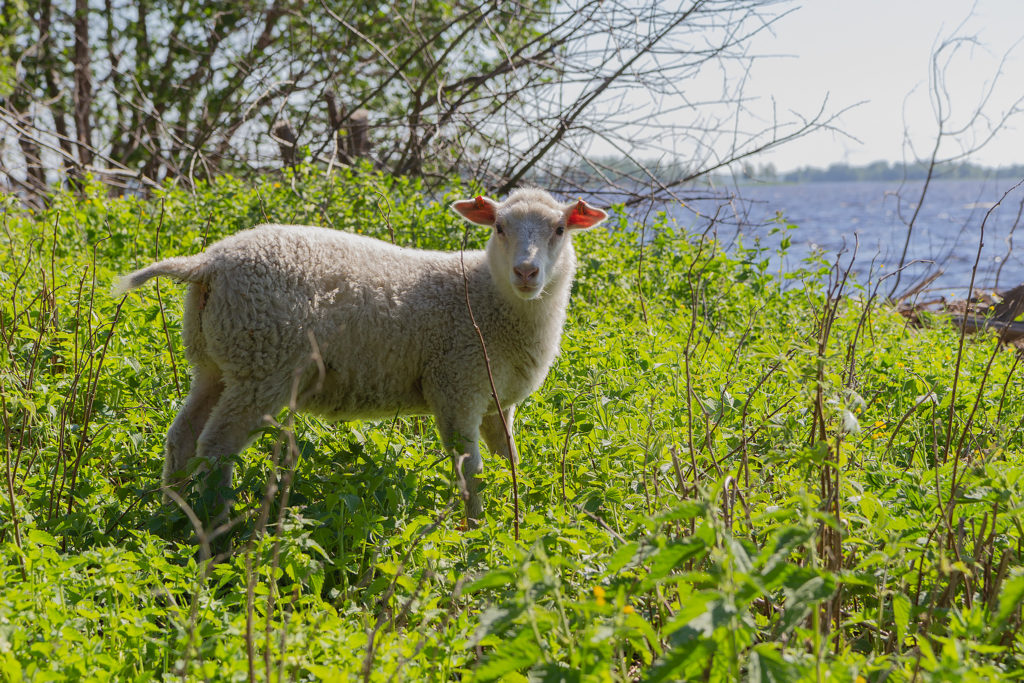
(459, 224, 519, 539)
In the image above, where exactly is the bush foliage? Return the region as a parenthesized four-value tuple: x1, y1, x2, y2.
(2, 168, 1023, 681)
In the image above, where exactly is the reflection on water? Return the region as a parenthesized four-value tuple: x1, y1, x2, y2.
(670, 178, 1024, 298)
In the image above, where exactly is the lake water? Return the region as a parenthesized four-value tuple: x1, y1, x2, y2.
(670, 178, 1024, 299)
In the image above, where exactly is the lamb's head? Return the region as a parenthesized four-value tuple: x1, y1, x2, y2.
(451, 188, 608, 300)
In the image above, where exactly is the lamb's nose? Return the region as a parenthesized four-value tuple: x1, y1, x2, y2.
(514, 264, 539, 282)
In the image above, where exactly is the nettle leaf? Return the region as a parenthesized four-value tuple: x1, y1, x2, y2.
(726, 536, 755, 575)
(603, 541, 642, 575)
(644, 640, 715, 683)
(473, 631, 544, 682)
(892, 592, 911, 646)
(653, 501, 706, 525)
(466, 567, 517, 594)
(646, 597, 736, 682)
(759, 526, 815, 588)
(773, 574, 838, 638)
(26, 529, 58, 548)
(992, 574, 1024, 640)
(638, 539, 710, 591)
(532, 662, 580, 683)
(468, 605, 525, 648)
(748, 643, 800, 682)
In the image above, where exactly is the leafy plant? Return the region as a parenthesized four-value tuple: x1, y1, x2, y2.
(2, 166, 1023, 680)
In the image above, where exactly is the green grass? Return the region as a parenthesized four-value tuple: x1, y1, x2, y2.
(2, 167, 1023, 681)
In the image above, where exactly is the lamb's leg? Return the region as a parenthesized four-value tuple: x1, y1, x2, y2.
(480, 405, 518, 466)
(192, 377, 289, 521)
(437, 420, 485, 526)
(163, 365, 223, 495)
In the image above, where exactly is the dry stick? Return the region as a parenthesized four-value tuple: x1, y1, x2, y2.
(993, 195, 1024, 290)
(911, 400, 950, 607)
(18, 279, 57, 519)
(635, 196, 657, 510)
(361, 504, 457, 682)
(933, 337, 1010, 606)
(636, 211, 650, 329)
(703, 318, 756, 453)
(641, 395, 656, 516)
(459, 227, 519, 538)
(810, 246, 857, 644)
(64, 246, 125, 525)
(996, 351, 1023, 423)
(238, 342, 320, 682)
(245, 434, 284, 683)
(371, 188, 396, 244)
(681, 218, 721, 487)
(941, 180, 1024, 513)
(163, 487, 218, 679)
(261, 356, 323, 680)
(558, 402, 575, 509)
(102, 483, 163, 537)
(497, 4, 700, 194)
(48, 273, 88, 499)
(250, 338, 326, 676)
(164, 487, 213, 562)
(153, 200, 182, 399)
(385, 577, 470, 683)
(734, 359, 785, 510)
(0, 384, 25, 578)
(888, 136, 941, 300)
(952, 337, 1003, 465)
(891, 393, 940, 469)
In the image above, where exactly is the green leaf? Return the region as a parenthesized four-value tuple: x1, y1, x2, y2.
(759, 526, 814, 586)
(644, 640, 715, 683)
(465, 567, 517, 594)
(892, 592, 911, 646)
(639, 539, 709, 591)
(646, 597, 736, 682)
(992, 575, 1024, 640)
(474, 634, 544, 682)
(748, 643, 799, 682)
(26, 529, 57, 547)
(468, 606, 525, 648)
(774, 575, 836, 638)
(603, 541, 641, 575)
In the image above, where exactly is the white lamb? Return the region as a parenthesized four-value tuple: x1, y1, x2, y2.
(116, 188, 608, 524)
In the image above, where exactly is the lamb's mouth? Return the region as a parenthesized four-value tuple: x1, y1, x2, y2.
(515, 284, 541, 298)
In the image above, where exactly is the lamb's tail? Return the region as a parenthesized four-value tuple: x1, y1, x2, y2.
(112, 254, 210, 296)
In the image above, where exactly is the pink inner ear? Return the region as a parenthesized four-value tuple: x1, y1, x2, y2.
(452, 196, 497, 225)
(566, 200, 608, 229)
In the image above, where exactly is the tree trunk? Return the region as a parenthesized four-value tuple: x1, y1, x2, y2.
(37, 0, 76, 176)
(72, 0, 94, 169)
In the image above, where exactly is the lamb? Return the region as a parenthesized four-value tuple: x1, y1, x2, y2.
(116, 188, 608, 524)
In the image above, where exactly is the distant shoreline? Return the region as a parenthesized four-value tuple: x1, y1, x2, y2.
(564, 158, 1024, 190)
(738, 160, 1024, 185)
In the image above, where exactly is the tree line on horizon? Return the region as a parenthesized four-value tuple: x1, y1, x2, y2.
(753, 159, 1024, 184)
(560, 156, 1024, 190)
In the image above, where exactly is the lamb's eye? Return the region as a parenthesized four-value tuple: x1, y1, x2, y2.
(556, 225, 565, 236)
(495, 223, 505, 235)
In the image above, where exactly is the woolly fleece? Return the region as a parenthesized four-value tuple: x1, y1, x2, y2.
(117, 188, 607, 522)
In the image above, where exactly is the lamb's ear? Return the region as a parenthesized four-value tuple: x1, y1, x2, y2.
(451, 195, 499, 226)
(565, 199, 608, 230)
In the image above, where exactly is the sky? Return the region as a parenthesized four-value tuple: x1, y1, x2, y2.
(738, 0, 1024, 172)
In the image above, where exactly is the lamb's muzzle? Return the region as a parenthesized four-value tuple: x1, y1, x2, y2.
(117, 188, 608, 526)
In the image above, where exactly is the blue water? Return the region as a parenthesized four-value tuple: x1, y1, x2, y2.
(669, 178, 1024, 299)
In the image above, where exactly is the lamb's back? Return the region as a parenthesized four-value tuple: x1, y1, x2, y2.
(196, 225, 488, 416)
